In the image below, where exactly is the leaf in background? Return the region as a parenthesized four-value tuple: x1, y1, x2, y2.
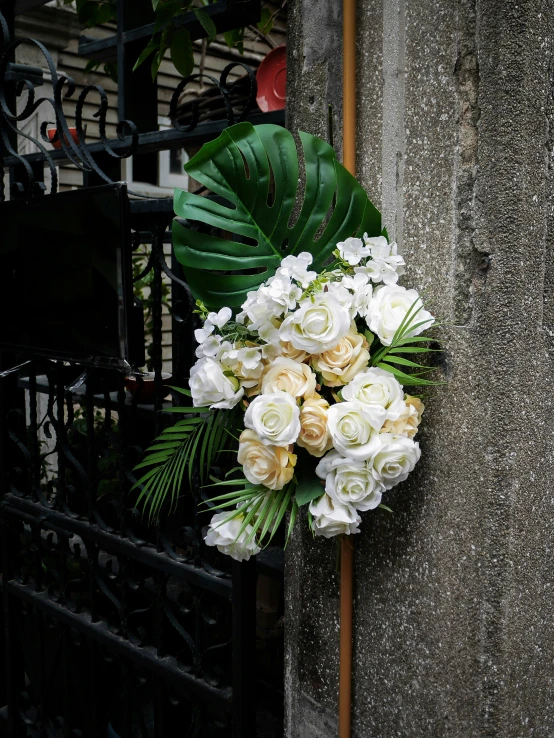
(295, 467, 324, 506)
(170, 28, 195, 78)
(173, 122, 381, 309)
(194, 7, 217, 41)
(133, 38, 159, 72)
(223, 27, 244, 55)
(257, 7, 274, 34)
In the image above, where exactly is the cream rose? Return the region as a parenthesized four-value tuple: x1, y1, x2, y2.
(342, 367, 405, 419)
(204, 511, 261, 561)
(261, 357, 317, 399)
(312, 330, 370, 387)
(237, 430, 296, 490)
(309, 494, 361, 538)
(279, 293, 351, 354)
(297, 398, 333, 457)
(327, 401, 386, 460)
(280, 340, 309, 363)
(244, 392, 300, 446)
(381, 396, 424, 438)
(371, 433, 421, 489)
(190, 357, 244, 409)
(367, 285, 434, 346)
(316, 450, 384, 511)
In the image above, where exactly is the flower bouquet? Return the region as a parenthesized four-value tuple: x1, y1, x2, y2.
(133, 122, 440, 561)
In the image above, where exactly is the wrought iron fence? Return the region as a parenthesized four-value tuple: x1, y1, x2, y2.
(0, 3, 285, 736)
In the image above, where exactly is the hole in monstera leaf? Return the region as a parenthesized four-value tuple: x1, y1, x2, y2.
(313, 198, 335, 242)
(267, 167, 276, 207)
(238, 149, 250, 179)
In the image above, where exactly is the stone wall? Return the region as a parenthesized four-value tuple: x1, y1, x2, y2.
(285, 0, 554, 735)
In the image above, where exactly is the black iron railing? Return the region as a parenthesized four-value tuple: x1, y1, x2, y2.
(0, 2, 285, 735)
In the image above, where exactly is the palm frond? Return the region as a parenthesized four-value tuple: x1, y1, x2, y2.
(370, 297, 443, 386)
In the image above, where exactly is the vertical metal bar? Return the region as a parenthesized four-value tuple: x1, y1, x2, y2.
(2, 519, 24, 738)
(151, 225, 164, 436)
(85, 378, 96, 520)
(121, 663, 132, 738)
(28, 368, 40, 500)
(231, 558, 257, 738)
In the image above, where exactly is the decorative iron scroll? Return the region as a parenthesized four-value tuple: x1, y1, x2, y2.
(169, 62, 257, 132)
(0, 9, 138, 201)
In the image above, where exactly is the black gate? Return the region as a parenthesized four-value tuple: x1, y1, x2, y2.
(0, 3, 285, 736)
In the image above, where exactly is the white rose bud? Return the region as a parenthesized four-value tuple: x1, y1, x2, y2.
(261, 357, 317, 399)
(279, 294, 351, 354)
(371, 433, 421, 489)
(190, 357, 244, 409)
(204, 511, 261, 561)
(316, 450, 384, 512)
(244, 392, 301, 446)
(367, 285, 434, 346)
(327, 401, 386, 460)
(309, 494, 361, 538)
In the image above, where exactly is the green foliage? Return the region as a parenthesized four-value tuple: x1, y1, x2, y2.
(84, 59, 118, 83)
(202, 480, 297, 549)
(133, 390, 240, 521)
(132, 250, 171, 371)
(173, 122, 382, 309)
(73, 0, 276, 80)
(257, 7, 275, 35)
(294, 466, 324, 506)
(170, 28, 195, 78)
(369, 298, 443, 386)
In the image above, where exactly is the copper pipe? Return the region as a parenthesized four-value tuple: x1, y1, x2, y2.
(339, 2, 356, 736)
(342, 0, 357, 175)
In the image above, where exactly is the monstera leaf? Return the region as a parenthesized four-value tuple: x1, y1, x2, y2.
(173, 122, 382, 310)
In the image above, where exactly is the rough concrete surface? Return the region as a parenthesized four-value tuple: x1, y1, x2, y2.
(285, 0, 554, 736)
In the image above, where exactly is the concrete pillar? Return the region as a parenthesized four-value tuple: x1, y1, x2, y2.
(285, 1, 554, 736)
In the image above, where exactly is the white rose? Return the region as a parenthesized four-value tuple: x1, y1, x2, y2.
(261, 357, 316, 399)
(342, 367, 405, 420)
(327, 401, 386, 460)
(237, 429, 296, 490)
(309, 494, 361, 538)
(279, 294, 351, 354)
(244, 392, 300, 446)
(204, 511, 261, 561)
(367, 285, 434, 346)
(316, 450, 384, 512)
(190, 357, 244, 409)
(337, 236, 370, 265)
(371, 433, 421, 489)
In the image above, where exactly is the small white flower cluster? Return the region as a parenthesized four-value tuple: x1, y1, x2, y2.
(192, 242, 435, 560)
